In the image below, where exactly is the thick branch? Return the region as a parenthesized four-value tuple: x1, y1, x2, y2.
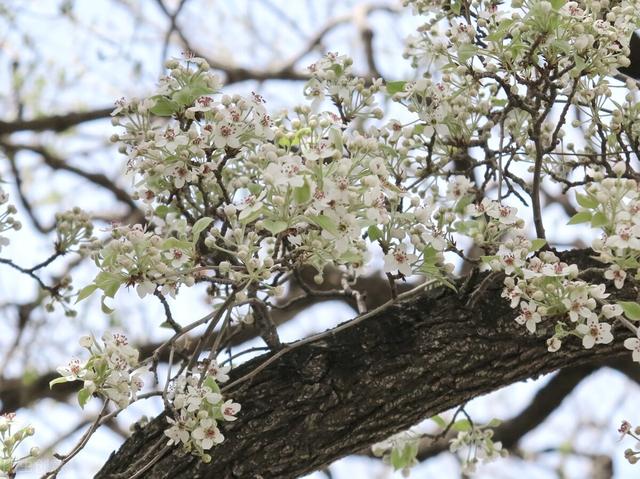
(0, 108, 114, 135)
(95, 249, 633, 479)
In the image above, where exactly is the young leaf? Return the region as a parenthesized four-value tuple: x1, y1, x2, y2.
(385, 80, 406, 95)
(263, 219, 288, 235)
(567, 211, 592, 225)
(618, 301, 640, 321)
(192, 217, 213, 240)
(452, 419, 472, 432)
(590, 212, 608, 228)
(431, 414, 447, 429)
(575, 193, 598, 209)
(530, 239, 546, 252)
(308, 215, 338, 235)
(367, 225, 383, 242)
(76, 284, 98, 303)
(294, 180, 311, 204)
(49, 376, 70, 388)
(150, 97, 179, 116)
(77, 387, 92, 409)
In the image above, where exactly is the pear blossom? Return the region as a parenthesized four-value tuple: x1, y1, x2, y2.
(383, 245, 417, 276)
(192, 419, 224, 450)
(624, 331, 640, 363)
(220, 400, 241, 421)
(605, 264, 627, 289)
(515, 301, 542, 333)
(576, 317, 613, 349)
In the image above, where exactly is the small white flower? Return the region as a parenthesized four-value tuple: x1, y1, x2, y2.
(624, 330, 640, 362)
(206, 361, 230, 383)
(601, 303, 623, 319)
(191, 418, 224, 450)
(576, 317, 613, 349)
(547, 337, 562, 352)
(515, 301, 541, 333)
(165, 418, 190, 446)
(220, 399, 241, 421)
(136, 280, 156, 298)
(383, 245, 417, 277)
(57, 358, 85, 381)
(604, 264, 627, 289)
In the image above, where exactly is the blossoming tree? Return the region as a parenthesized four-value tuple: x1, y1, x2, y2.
(1, 0, 640, 477)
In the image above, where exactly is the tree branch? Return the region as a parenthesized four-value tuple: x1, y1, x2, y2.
(95, 249, 633, 479)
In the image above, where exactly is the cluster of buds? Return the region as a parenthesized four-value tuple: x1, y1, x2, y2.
(55, 207, 97, 254)
(449, 419, 507, 475)
(0, 413, 38, 477)
(619, 420, 640, 464)
(51, 333, 147, 409)
(0, 187, 21, 254)
(304, 52, 383, 120)
(164, 363, 239, 462)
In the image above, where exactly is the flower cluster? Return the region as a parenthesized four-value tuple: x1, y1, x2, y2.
(79, 220, 205, 311)
(51, 333, 147, 408)
(0, 413, 38, 477)
(449, 419, 506, 475)
(573, 170, 640, 291)
(0, 187, 21, 254)
(492, 247, 621, 352)
(304, 52, 383, 120)
(54, 207, 96, 254)
(164, 363, 239, 462)
(619, 420, 640, 464)
(372, 430, 419, 477)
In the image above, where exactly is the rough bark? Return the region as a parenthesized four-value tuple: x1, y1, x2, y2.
(95, 249, 634, 479)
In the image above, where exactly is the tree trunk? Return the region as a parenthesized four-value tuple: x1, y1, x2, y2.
(95, 249, 632, 478)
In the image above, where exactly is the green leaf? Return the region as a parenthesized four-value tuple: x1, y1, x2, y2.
(431, 415, 447, 429)
(172, 81, 214, 107)
(77, 387, 91, 409)
(162, 237, 193, 251)
(49, 376, 69, 388)
(575, 193, 598, 209)
(308, 215, 338, 235)
(277, 136, 290, 148)
(203, 376, 221, 394)
(385, 80, 406, 95)
(150, 97, 179, 116)
(422, 245, 438, 262)
(458, 44, 477, 62)
(76, 284, 98, 303)
(101, 296, 115, 315)
(389, 441, 418, 471)
(367, 225, 383, 242)
(487, 418, 502, 428)
(192, 217, 214, 240)
(567, 211, 592, 225)
(530, 239, 546, 252)
(291, 127, 311, 146)
(263, 219, 288, 235)
(95, 272, 123, 298)
(329, 127, 343, 153)
(452, 419, 472, 432)
(618, 301, 640, 321)
(590, 212, 608, 228)
(238, 202, 264, 223)
(293, 180, 311, 204)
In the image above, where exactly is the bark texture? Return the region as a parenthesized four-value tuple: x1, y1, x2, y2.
(95, 249, 633, 479)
